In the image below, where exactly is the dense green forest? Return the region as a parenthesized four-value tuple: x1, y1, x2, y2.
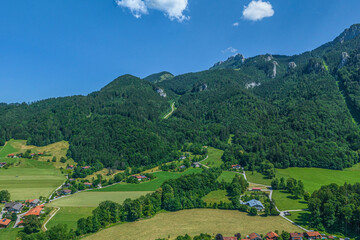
(1, 25, 360, 171)
(309, 183, 360, 236)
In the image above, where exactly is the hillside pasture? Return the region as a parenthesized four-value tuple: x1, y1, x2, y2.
(216, 171, 237, 183)
(83, 209, 302, 240)
(202, 190, 230, 204)
(47, 191, 151, 229)
(201, 147, 224, 168)
(93, 168, 203, 192)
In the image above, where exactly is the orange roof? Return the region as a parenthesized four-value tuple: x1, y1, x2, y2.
(224, 237, 237, 240)
(17, 220, 24, 225)
(306, 232, 321, 237)
(0, 219, 11, 226)
(25, 199, 35, 203)
(24, 205, 43, 216)
(266, 232, 279, 238)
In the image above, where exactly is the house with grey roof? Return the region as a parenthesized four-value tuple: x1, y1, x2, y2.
(244, 199, 264, 211)
(5, 202, 23, 213)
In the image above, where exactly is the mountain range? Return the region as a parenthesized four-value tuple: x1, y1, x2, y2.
(1, 24, 360, 171)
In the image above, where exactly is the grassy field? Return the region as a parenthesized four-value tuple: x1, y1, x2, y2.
(247, 164, 360, 210)
(0, 222, 20, 240)
(0, 139, 20, 157)
(83, 209, 302, 240)
(286, 211, 311, 229)
(201, 147, 224, 168)
(202, 190, 230, 204)
(0, 158, 65, 200)
(93, 168, 203, 192)
(217, 171, 237, 183)
(47, 191, 151, 229)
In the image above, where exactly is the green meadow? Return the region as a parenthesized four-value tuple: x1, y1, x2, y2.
(0, 222, 20, 240)
(217, 171, 237, 183)
(0, 139, 20, 157)
(202, 190, 230, 204)
(201, 147, 224, 168)
(47, 191, 151, 229)
(93, 168, 203, 192)
(247, 163, 360, 210)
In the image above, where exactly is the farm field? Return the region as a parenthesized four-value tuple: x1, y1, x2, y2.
(202, 190, 230, 204)
(0, 158, 65, 200)
(47, 191, 151, 229)
(201, 147, 224, 168)
(0, 222, 20, 240)
(217, 171, 237, 183)
(93, 168, 203, 192)
(83, 209, 302, 240)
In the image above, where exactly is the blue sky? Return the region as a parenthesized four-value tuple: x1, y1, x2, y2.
(1, 0, 360, 103)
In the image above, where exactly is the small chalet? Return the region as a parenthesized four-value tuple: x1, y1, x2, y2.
(265, 232, 279, 240)
(244, 199, 264, 211)
(67, 165, 74, 170)
(0, 162, 6, 168)
(290, 233, 303, 240)
(192, 162, 201, 168)
(232, 164, 242, 170)
(69, 178, 75, 182)
(62, 189, 72, 195)
(223, 237, 237, 240)
(305, 232, 322, 239)
(0, 219, 11, 228)
(82, 166, 90, 169)
(7, 154, 15, 158)
(25, 199, 40, 207)
(249, 233, 262, 240)
(179, 156, 186, 160)
(84, 182, 93, 187)
(37, 152, 43, 155)
(132, 175, 147, 181)
(179, 165, 186, 169)
(24, 205, 44, 217)
(5, 202, 23, 213)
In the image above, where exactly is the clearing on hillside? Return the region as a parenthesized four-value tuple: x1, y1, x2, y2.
(201, 147, 224, 168)
(83, 209, 302, 240)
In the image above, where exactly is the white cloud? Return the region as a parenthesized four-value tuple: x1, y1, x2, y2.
(115, 0, 148, 18)
(243, 0, 274, 21)
(115, 0, 189, 21)
(222, 47, 238, 54)
(233, 22, 239, 27)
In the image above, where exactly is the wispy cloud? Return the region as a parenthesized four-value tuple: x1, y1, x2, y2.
(243, 0, 274, 21)
(233, 22, 239, 27)
(222, 47, 238, 54)
(115, 0, 189, 22)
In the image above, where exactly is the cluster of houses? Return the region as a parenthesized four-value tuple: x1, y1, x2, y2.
(0, 198, 43, 229)
(231, 164, 242, 170)
(222, 232, 345, 240)
(7, 152, 44, 158)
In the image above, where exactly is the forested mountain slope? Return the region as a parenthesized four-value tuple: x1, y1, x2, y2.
(1, 25, 360, 171)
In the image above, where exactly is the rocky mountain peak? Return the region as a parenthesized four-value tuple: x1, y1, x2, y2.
(336, 24, 360, 43)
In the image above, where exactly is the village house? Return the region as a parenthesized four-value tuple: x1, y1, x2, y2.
(84, 182, 93, 187)
(81, 166, 90, 169)
(179, 165, 186, 169)
(67, 165, 74, 170)
(62, 189, 72, 195)
(304, 232, 322, 239)
(265, 232, 279, 240)
(179, 155, 186, 160)
(248, 233, 262, 240)
(24, 205, 44, 217)
(192, 162, 201, 168)
(25, 199, 40, 207)
(5, 202, 23, 213)
(231, 164, 242, 170)
(244, 199, 264, 211)
(0, 162, 6, 168)
(290, 233, 304, 240)
(16, 220, 24, 228)
(131, 175, 147, 181)
(0, 219, 11, 228)
(251, 188, 262, 192)
(69, 178, 75, 182)
(7, 154, 15, 158)
(223, 237, 237, 240)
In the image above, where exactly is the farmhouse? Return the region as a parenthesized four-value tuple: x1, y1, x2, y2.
(244, 199, 264, 211)
(131, 175, 147, 181)
(179, 165, 186, 169)
(251, 188, 262, 192)
(0, 219, 11, 228)
(82, 166, 90, 169)
(24, 205, 44, 217)
(223, 237, 237, 240)
(25, 199, 40, 207)
(0, 162, 6, 168)
(304, 232, 321, 239)
(62, 189, 72, 195)
(7, 154, 15, 158)
(67, 165, 74, 170)
(84, 182, 93, 187)
(290, 232, 303, 240)
(265, 232, 279, 240)
(192, 162, 201, 168)
(179, 155, 186, 160)
(5, 202, 23, 213)
(231, 164, 242, 170)
(248, 233, 262, 240)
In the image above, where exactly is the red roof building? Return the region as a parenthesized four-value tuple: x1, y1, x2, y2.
(24, 205, 44, 216)
(290, 233, 304, 240)
(0, 218, 11, 228)
(266, 232, 279, 240)
(305, 232, 321, 239)
(224, 237, 237, 240)
(7, 154, 15, 157)
(251, 188, 262, 191)
(249, 233, 262, 240)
